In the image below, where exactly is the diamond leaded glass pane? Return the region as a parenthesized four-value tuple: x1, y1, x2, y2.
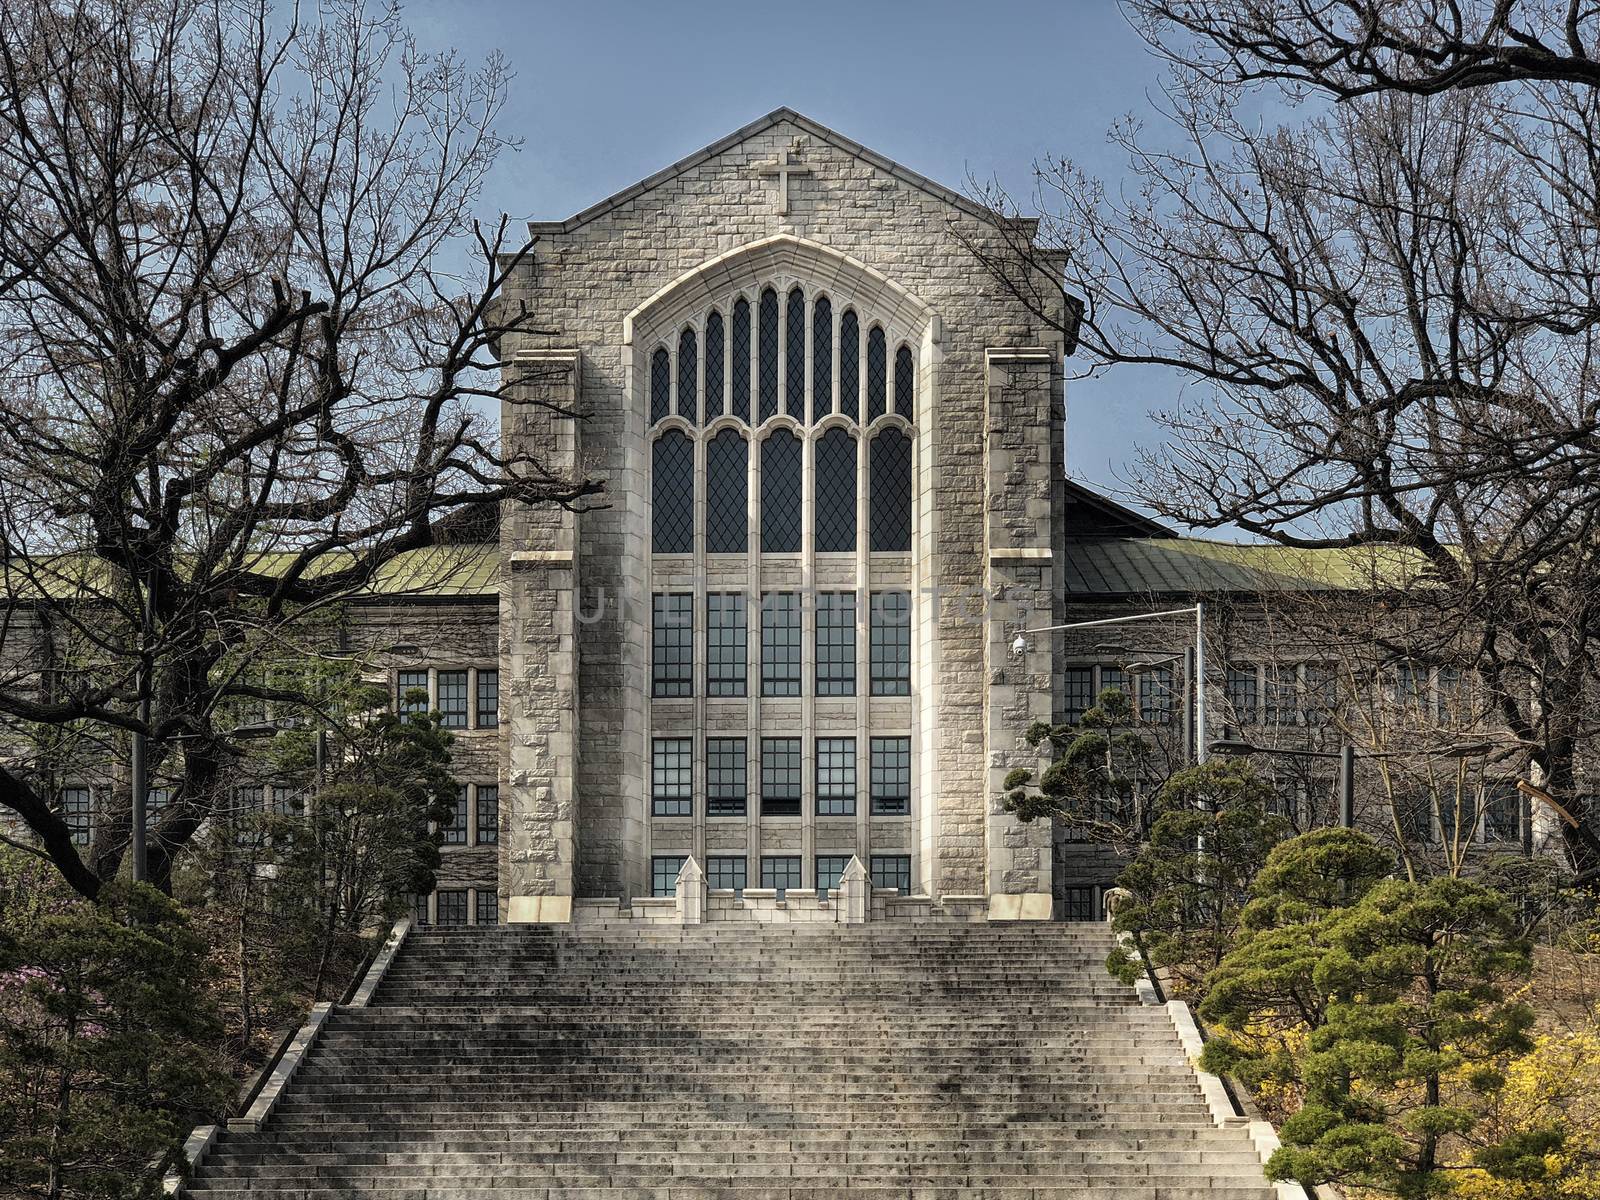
(677, 328, 698, 424)
(839, 310, 859, 422)
(786, 286, 806, 420)
(706, 429, 747, 554)
(758, 288, 779, 421)
(812, 296, 832, 417)
(652, 431, 694, 554)
(731, 298, 751, 422)
(867, 327, 887, 421)
(760, 430, 801, 553)
(650, 347, 670, 425)
(869, 428, 911, 551)
(894, 345, 914, 416)
(704, 311, 723, 420)
(814, 427, 857, 552)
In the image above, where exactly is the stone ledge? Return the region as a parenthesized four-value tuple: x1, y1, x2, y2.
(230, 1001, 334, 1133)
(347, 917, 410, 1008)
(508, 894, 573, 923)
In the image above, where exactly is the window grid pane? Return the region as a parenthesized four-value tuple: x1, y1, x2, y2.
(1140, 666, 1174, 724)
(761, 593, 802, 697)
(785, 286, 806, 420)
(815, 738, 857, 815)
(443, 786, 468, 845)
(476, 669, 499, 729)
(652, 856, 687, 898)
(761, 855, 802, 895)
(707, 738, 748, 817)
(677, 328, 698, 424)
(731, 298, 752, 422)
(652, 738, 693, 817)
(814, 428, 857, 552)
(839, 310, 859, 421)
(62, 787, 92, 846)
(816, 592, 857, 696)
(476, 785, 499, 845)
(706, 430, 748, 554)
(869, 428, 912, 551)
(870, 854, 910, 892)
(437, 670, 468, 729)
(870, 737, 911, 816)
(1226, 665, 1259, 724)
(398, 670, 429, 715)
(652, 431, 695, 554)
(761, 431, 802, 553)
(436, 890, 468, 926)
(475, 890, 499, 926)
(706, 593, 748, 697)
(758, 289, 779, 421)
(1062, 668, 1093, 724)
(707, 856, 747, 891)
(704, 311, 724, 420)
(1263, 665, 1298, 725)
(760, 737, 801, 816)
(870, 591, 910, 695)
(815, 854, 851, 896)
(652, 594, 693, 697)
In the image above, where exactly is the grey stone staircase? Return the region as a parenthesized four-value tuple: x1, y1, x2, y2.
(186, 922, 1282, 1199)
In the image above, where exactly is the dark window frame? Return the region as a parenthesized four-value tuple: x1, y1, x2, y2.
(651, 737, 693, 817)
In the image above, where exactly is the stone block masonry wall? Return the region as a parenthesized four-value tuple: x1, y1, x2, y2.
(504, 111, 1072, 903)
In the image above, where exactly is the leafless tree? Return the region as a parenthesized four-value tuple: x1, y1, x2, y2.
(0, 0, 597, 899)
(961, 68, 1600, 870)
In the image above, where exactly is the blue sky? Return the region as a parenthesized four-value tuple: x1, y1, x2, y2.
(407, 0, 1179, 508)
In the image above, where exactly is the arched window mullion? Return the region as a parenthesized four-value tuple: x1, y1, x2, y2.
(678, 327, 698, 425)
(866, 326, 887, 422)
(894, 344, 914, 419)
(704, 311, 724, 421)
(813, 296, 832, 422)
(706, 428, 748, 554)
(814, 426, 858, 553)
(732, 297, 752, 423)
(760, 428, 802, 553)
(839, 310, 860, 423)
(785, 286, 806, 421)
(869, 426, 912, 552)
(758, 289, 779, 422)
(650, 347, 671, 425)
(652, 429, 695, 554)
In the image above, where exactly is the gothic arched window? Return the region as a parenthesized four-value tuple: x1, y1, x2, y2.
(785, 286, 806, 421)
(704, 312, 723, 421)
(894, 345, 914, 417)
(839, 310, 859, 422)
(814, 427, 857, 553)
(678, 328, 698, 424)
(813, 297, 832, 418)
(652, 430, 694, 554)
(650, 348, 670, 425)
(706, 429, 747, 554)
(758, 288, 779, 421)
(731, 299, 751, 423)
(867, 327, 887, 421)
(870, 427, 912, 551)
(760, 429, 802, 553)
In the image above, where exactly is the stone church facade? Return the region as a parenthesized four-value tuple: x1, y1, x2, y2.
(495, 109, 1072, 919)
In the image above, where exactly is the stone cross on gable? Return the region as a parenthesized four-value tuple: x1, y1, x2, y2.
(755, 149, 813, 215)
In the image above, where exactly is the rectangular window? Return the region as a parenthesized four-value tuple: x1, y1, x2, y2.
(1397, 663, 1428, 712)
(270, 787, 297, 818)
(870, 736, 911, 816)
(815, 737, 857, 815)
(760, 737, 802, 816)
(475, 890, 499, 926)
(233, 787, 263, 847)
(435, 889, 468, 926)
(1439, 790, 1480, 843)
(61, 787, 92, 846)
(1139, 666, 1174, 724)
(652, 593, 694, 697)
(1303, 663, 1336, 725)
(760, 855, 802, 897)
(869, 854, 911, 892)
(706, 593, 748, 697)
(1099, 666, 1127, 699)
(1062, 886, 1096, 921)
(437, 670, 468, 728)
(475, 785, 499, 845)
(1396, 791, 1435, 843)
(760, 592, 802, 696)
(652, 855, 687, 898)
(651, 737, 693, 817)
(476, 669, 499, 728)
(1484, 784, 1522, 841)
(707, 855, 747, 892)
(413, 893, 430, 926)
(397, 669, 429, 714)
(1226, 665, 1259, 724)
(706, 738, 747, 817)
(146, 787, 171, 816)
(1062, 667, 1094, 725)
(443, 786, 468, 845)
(816, 592, 857, 695)
(815, 854, 851, 896)
(870, 591, 911, 696)
(1263, 665, 1298, 726)
(1436, 667, 1466, 725)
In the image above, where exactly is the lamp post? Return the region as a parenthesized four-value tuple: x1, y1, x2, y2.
(1012, 603, 1208, 761)
(1207, 737, 1492, 829)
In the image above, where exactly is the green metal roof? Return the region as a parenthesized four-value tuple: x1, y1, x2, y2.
(1062, 537, 1434, 597)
